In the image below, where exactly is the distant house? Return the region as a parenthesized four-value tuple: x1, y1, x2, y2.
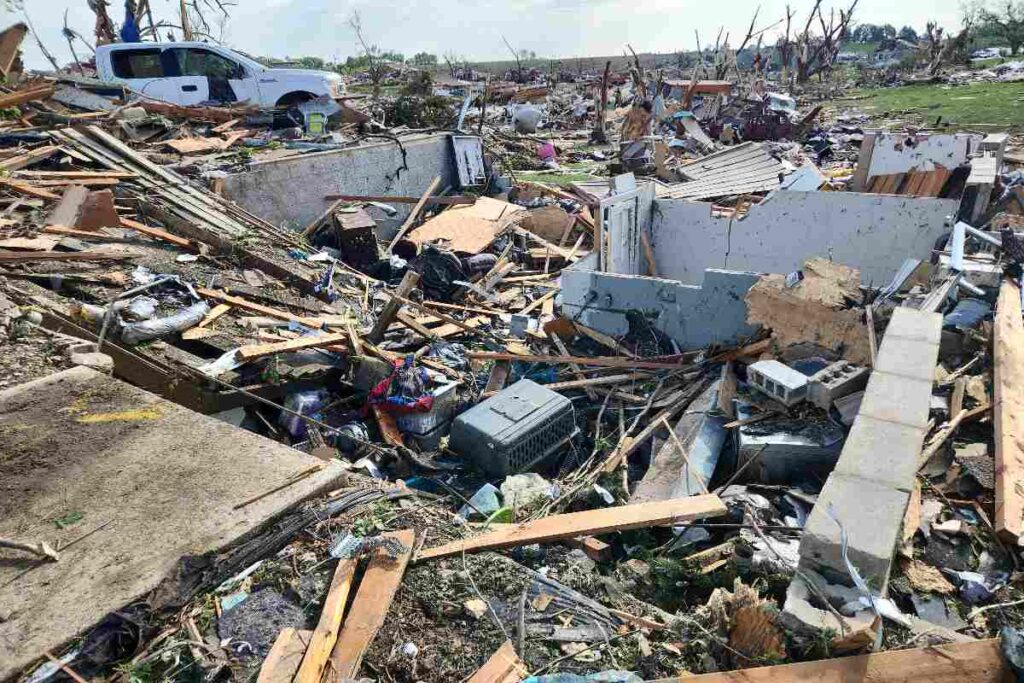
(661, 79, 733, 101)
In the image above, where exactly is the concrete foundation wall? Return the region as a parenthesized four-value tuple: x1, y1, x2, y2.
(220, 133, 460, 231)
(561, 268, 760, 351)
(650, 191, 958, 286)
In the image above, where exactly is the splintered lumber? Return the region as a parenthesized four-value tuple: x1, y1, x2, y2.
(0, 85, 54, 109)
(256, 628, 313, 683)
(387, 175, 441, 252)
(197, 303, 231, 329)
(293, 559, 358, 683)
(324, 529, 415, 682)
(545, 372, 649, 391)
(197, 288, 323, 328)
(0, 178, 60, 200)
(367, 270, 420, 343)
(995, 279, 1024, 544)
(16, 170, 136, 179)
(236, 332, 348, 361)
(467, 351, 684, 371)
(119, 217, 196, 250)
(0, 145, 60, 172)
(467, 640, 529, 683)
(416, 495, 726, 561)
(651, 638, 1009, 682)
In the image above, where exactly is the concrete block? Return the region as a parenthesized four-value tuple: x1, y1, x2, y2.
(856, 372, 933, 430)
(880, 306, 945, 345)
(872, 337, 940, 383)
(748, 360, 808, 406)
(807, 361, 869, 409)
(831, 415, 927, 492)
(799, 472, 911, 591)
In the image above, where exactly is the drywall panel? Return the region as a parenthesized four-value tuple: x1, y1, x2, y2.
(650, 191, 958, 287)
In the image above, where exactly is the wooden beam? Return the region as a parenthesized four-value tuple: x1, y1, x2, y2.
(367, 271, 420, 344)
(649, 638, 1008, 683)
(196, 303, 231, 329)
(995, 279, 1024, 544)
(294, 559, 358, 683)
(416, 495, 726, 561)
(545, 372, 649, 391)
(256, 628, 313, 683)
(324, 529, 416, 682)
(16, 170, 136, 179)
(236, 332, 348, 361)
(387, 175, 441, 252)
(467, 640, 529, 683)
(324, 194, 475, 205)
(197, 288, 323, 328)
(467, 351, 684, 371)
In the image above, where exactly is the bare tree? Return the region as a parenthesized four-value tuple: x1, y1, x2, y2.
(776, 0, 858, 85)
(350, 11, 386, 98)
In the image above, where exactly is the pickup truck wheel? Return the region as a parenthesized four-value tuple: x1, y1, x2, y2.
(275, 92, 316, 129)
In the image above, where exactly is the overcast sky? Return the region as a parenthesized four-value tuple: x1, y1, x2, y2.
(17, 0, 964, 70)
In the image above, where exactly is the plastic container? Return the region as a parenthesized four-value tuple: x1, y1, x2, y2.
(394, 381, 459, 436)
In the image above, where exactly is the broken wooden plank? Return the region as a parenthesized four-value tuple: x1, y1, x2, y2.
(16, 170, 136, 179)
(235, 332, 348, 361)
(995, 279, 1024, 544)
(0, 23, 28, 77)
(0, 178, 60, 201)
(367, 270, 420, 344)
(324, 529, 416, 682)
(467, 640, 529, 683)
(45, 185, 89, 226)
(196, 303, 231, 329)
(416, 495, 726, 561)
(467, 351, 684, 371)
(294, 559, 358, 683)
(0, 85, 54, 109)
(196, 288, 323, 328)
(387, 175, 441, 252)
(119, 217, 197, 250)
(545, 372, 648, 391)
(256, 628, 313, 683)
(650, 638, 1008, 682)
(0, 145, 60, 172)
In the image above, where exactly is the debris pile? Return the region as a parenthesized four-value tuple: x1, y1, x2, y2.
(4, 19, 1024, 683)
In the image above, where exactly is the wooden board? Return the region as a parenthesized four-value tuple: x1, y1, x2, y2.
(324, 529, 415, 682)
(387, 175, 441, 252)
(197, 288, 323, 328)
(649, 638, 1009, 682)
(294, 559, 358, 683)
(467, 640, 529, 683)
(256, 628, 313, 683)
(416, 495, 726, 561)
(119, 217, 196, 250)
(236, 332, 347, 361)
(0, 177, 60, 200)
(0, 145, 61, 172)
(995, 280, 1024, 544)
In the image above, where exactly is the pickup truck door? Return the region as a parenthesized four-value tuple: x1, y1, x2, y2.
(164, 47, 259, 106)
(137, 49, 210, 105)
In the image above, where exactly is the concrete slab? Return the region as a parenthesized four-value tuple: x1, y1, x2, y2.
(0, 367, 346, 680)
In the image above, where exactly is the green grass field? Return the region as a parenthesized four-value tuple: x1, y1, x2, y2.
(832, 81, 1024, 130)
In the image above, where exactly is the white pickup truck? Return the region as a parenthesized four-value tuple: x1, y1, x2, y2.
(95, 41, 345, 109)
